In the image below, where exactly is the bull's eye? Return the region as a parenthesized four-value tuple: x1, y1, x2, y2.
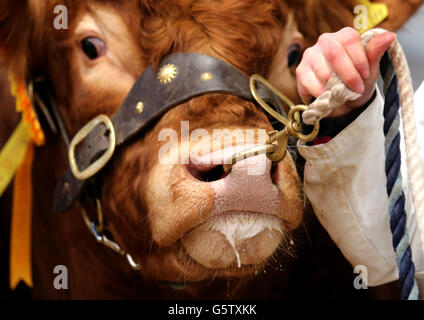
(81, 37, 106, 60)
(287, 44, 302, 67)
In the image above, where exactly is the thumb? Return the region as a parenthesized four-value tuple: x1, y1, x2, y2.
(365, 32, 397, 76)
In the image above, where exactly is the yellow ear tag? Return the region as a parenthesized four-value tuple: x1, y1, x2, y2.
(0, 77, 45, 197)
(355, 0, 389, 34)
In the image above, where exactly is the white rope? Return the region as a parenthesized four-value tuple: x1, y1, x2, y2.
(302, 28, 424, 255)
(301, 74, 361, 123)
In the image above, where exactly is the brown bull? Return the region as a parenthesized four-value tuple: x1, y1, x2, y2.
(0, 0, 420, 299)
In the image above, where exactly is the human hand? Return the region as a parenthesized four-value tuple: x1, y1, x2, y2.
(296, 27, 396, 117)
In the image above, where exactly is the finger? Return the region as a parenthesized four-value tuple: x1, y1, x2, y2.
(296, 64, 325, 103)
(310, 53, 333, 84)
(335, 28, 370, 79)
(320, 37, 364, 94)
(366, 32, 396, 75)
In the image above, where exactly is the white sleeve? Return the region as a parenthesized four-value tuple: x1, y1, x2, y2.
(297, 86, 424, 286)
(413, 81, 424, 167)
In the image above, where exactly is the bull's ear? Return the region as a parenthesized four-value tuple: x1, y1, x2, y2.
(288, 0, 358, 46)
(0, 0, 46, 77)
(379, 0, 423, 31)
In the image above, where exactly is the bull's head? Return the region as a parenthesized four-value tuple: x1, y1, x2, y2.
(69, 0, 304, 282)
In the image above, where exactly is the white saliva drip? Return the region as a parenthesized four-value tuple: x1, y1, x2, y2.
(211, 214, 283, 268)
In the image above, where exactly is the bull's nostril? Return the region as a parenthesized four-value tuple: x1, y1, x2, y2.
(188, 164, 228, 182)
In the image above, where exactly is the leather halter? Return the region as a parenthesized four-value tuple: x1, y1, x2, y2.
(51, 52, 288, 213)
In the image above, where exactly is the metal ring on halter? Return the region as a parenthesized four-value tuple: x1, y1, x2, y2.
(223, 144, 277, 173)
(250, 74, 295, 126)
(286, 105, 319, 142)
(266, 129, 290, 162)
(222, 129, 291, 173)
(223, 75, 321, 173)
(222, 75, 294, 172)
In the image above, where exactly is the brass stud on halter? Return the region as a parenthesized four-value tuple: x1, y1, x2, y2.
(135, 101, 144, 114)
(223, 74, 320, 173)
(158, 64, 178, 84)
(201, 72, 213, 81)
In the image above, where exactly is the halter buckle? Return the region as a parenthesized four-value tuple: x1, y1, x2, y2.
(68, 114, 116, 180)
